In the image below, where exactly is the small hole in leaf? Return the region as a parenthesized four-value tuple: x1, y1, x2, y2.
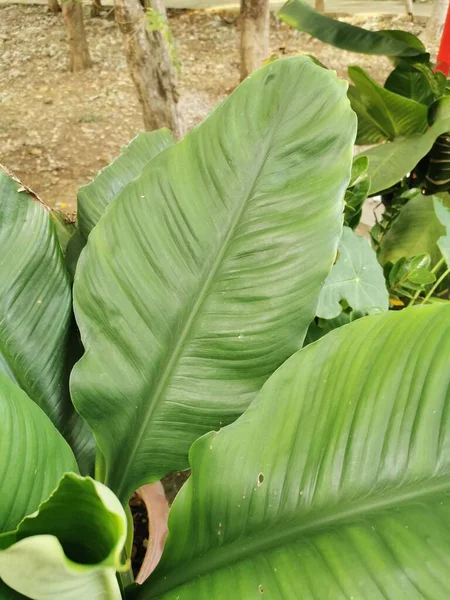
(258, 473, 264, 486)
(259, 585, 264, 594)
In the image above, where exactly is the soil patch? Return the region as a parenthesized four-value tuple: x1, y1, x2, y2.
(0, 5, 425, 212)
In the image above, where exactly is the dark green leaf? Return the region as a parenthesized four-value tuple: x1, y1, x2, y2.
(279, 0, 425, 57)
(347, 86, 390, 145)
(349, 66, 428, 140)
(0, 374, 77, 533)
(0, 167, 93, 471)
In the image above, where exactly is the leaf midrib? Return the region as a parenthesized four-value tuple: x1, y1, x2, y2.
(112, 86, 291, 501)
(145, 475, 450, 598)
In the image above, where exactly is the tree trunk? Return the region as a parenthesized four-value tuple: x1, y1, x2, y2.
(91, 0, 103, 17)
(62, 0, 93, 72)
(404, 0, 413, 20)
(315, 0, 324, 13)
(114, 0, 182, 138)
(240, 0, 269, 81)
(425, 0, 449, 56)
(48, 0, 61, 14)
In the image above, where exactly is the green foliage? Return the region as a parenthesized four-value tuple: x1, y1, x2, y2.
(0, 167, 94, 473)
(344, 156, 370, 229)
(377, 193, 446, 266)
(0, 475, 127, 599)
(316, 227, 388, 319)
(279, 0, 425, 57)
(130, 305, 450, 600)
(71, 56, 356, 504)
(385, 254, 436, 300)
(348, 66, 428, 142)
(1, 53, 450, 600)
(434, 197, 450, 267)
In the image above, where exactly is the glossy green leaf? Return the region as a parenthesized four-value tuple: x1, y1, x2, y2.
(0, 168, 93, 471)
(349, 66, 428, 140)
(0, 374, 77, 534)
(133, 305, 450, 600)
(387, 254, 436, 299)
(316, 227, 388, 319)
(77, 130, 174, 242)
(72, 56, 356, 503)
(360, 117, 450, 194)
(0, 474, 127, 600)
(384, 62, 439, 105)
(67, 131, 174, 276)
(378, 194, 445, 265)
(279, 0, 425, 57)
(434, 197, 450, 266)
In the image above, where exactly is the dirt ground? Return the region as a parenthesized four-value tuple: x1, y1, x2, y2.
(0, 5, 426, 213)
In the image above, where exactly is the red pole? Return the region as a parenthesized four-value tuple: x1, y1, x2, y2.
(436, 1, 450, 75)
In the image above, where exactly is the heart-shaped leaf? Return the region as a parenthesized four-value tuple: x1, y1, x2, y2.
(317, 227, 388, 319)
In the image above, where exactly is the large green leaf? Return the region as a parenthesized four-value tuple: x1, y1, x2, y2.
(0, 374, 77, 534)
(316, 227, 388, 319)
(72, 56, 356, 503)
(0, 168, 93, 472)
(347, 86, 389, 145)
(132, 305, 450, 600)
(349, 66, 428, 140)
(384, 63, 437, 105)
(360, 117, 450, 194)
(67, 131, 174, 277)
(0, 474, 127, 600)
(279, 0, 425, 58)
(434, 197, 450, 266)
(378, 194, 445, 265)
(77, 130, 174, 242)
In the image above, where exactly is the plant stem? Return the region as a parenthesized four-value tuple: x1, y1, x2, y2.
(408, 258, 446, 306)
(117, 548, 135, 596)
(421, 268, 450, 304)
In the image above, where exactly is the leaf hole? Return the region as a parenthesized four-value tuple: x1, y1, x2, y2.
(259, 585, 264, 594)
(257, 473, 264, 486)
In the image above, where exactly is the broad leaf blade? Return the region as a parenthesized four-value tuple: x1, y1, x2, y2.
(347, 86, 389, 145)
(384, 63, 436, 105)
(0, 168, 93, 471)
(0, 474, 127, 600)
(77, 130, 174, 241)
(0, 374, 77, 533)
(317, 227, 388, 319)
(279, 0, 425, 57)
(360, 118, 450, 194)
(72, 56, 357, 503)
(134, 305, 450, 600)
(349, 66, 428, 139)
(379, 193, 445, 265)
(433, 197, 450, 266)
